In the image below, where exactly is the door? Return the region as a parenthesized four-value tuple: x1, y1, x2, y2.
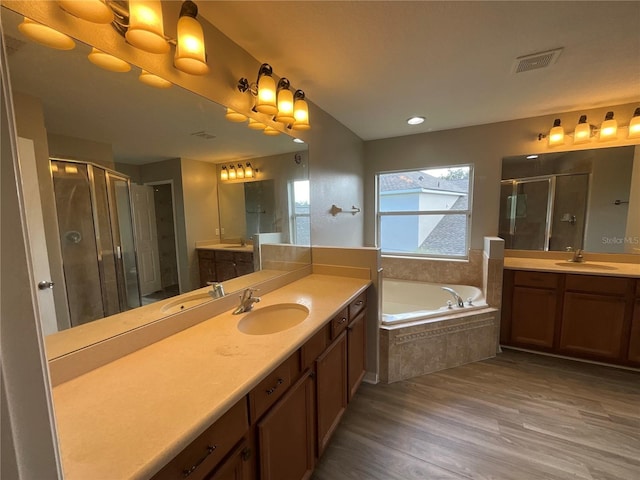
(17, 138, 58, 335)
(131, 184, 162, 296)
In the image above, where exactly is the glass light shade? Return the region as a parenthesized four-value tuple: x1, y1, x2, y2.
(292, 98, 311, 131)
(228, 166, 237, 180)
(275, 88, 295, 124)
(244, 163, 253, 178)
(220, 166, 228, 181)
(139, 70, 172, 88)
(256, 74, 277, 114)
(247, 119, 267, 130)
(88, 48, 131, 72)
(573, 120, 591, 144)
(236, 164, 245, 179)
(18, 17, 76, 50)
(174, 15, 209, 75)
(599, 114, 618, 141)
(225, 108, 247, 123)
(126, 0, 169, 54)
(629, 110, 640, 139)
(263, 126, 281, 136)
(58, 0, 113, 23)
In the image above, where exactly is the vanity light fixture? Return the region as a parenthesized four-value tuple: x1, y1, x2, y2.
(629, 108, 640, 139)
(237, 64, 311, 130)
(236, 164, 245, 179)
(407, 116, 425, 125)
(126, 0, 170, 54)
(244, 163, 254, 178)
(139, 70, 172, 88)
(247, 118, 267, 130)
(275, 79, 295, 125)
(220, 166, 229, 181)
(88, 47, 131, 72)
(292, 90, 310, 131)
(546, 118, 565, 147)
(174, 0, 209, 75)
(263, 126, 281, 136)
(598, 111, 618, 141)
(573, 115, 592, 144)
(57, 0, 114, 24)
(228, 165, 237, 180)
(225, 108, 247, 123)
(18, 17, 76, 50)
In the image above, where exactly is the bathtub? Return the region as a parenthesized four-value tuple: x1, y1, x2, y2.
(381, 278, 488, 325)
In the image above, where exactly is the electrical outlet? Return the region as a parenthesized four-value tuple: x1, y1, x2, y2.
(215, 228, 219, 235)
(221, 228, 225, 234)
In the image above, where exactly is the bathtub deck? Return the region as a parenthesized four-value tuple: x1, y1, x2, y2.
(380, 307, 498, 383)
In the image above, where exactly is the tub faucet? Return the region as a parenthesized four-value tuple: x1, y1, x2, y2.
(233, 288, 260, 314)
(441, 287, 464, 308)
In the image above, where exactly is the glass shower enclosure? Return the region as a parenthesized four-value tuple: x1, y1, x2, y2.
(51, 159, 141, 327)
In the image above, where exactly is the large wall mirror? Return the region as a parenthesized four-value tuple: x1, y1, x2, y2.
(1, 5, 311, 357)
(499, 145, 639, 254)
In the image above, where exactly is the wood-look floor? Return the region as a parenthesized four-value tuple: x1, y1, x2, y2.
(312, 349, 640, 480)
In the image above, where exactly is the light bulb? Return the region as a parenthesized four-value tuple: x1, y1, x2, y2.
(573, 115, 591, 144)
(628, 108, 640, 139)
(126, 0, 169, 54)
(599, 111, 617, 141)
(547, 119, 564, 147)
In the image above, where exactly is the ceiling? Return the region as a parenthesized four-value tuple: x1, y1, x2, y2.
(200, 1, 640, 141)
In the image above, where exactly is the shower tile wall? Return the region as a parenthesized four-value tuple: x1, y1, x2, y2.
(153, 184, 178, 290)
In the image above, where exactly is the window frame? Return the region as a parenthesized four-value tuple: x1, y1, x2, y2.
(289, 179, 310, 245)
(376, 165, 474, 260)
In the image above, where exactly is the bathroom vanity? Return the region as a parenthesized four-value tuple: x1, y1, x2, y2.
(50, 274, 370, 480)
(197, 245, 255, 286)
(501, 257, 640, 367)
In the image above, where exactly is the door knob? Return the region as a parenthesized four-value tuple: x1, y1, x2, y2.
(38, 281, 54, 290)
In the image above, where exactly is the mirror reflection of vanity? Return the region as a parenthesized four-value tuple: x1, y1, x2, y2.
(499, 145, 639, 254)
(1, 4, 311, 357)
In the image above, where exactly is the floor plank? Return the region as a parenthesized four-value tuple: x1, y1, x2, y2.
(312, 350, 640, 480)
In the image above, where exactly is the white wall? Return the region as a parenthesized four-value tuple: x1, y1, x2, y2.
(364, 103, 640, 251)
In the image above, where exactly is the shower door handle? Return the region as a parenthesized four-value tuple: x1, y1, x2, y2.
(116, 245, 122, 260)
(38, 281, 54, 290)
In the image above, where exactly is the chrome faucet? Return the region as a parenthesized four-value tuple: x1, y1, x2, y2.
(570, 248, 585, 263)
(233, 288, 260, 314)
(441, 287, 464, 308)
(207, 282, 225, 299)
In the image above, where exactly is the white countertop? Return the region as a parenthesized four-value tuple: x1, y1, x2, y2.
(504, 257, 640, 278)
(51, 274, 370, 480)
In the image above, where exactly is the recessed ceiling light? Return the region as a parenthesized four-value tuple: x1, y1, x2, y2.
(407, 116, 425, 125)
(526, 154, 539, 159)
(293, 138, 305, 144)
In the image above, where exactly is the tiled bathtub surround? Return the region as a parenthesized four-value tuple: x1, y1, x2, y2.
(380, 309, 498, 382)
(379, 237, 504, 383)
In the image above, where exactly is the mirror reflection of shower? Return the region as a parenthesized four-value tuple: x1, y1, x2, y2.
(51, 159, 141, 327)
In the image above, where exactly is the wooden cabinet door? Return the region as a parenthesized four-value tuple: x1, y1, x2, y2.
(559, 292, 627, 360)
(316, 331, 347, 457)
(257, 370, 314, 480)
(207, 438, 254, 480)
(347, 311, 366, 401)
(510, 286, 557, 348)
(629, 299, 640, 363)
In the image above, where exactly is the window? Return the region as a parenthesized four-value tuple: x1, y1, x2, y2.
(376, 166, 472, 258)
(290, 180, 310, 245)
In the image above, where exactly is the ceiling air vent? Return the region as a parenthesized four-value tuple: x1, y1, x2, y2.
(513, 48, 563, 73)
(190, 131, 216, 140)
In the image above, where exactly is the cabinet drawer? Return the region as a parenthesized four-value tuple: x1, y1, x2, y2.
(249, 353, 298, 423)
(514, 271, 559, 289)
(300, 324, 330, 370)
(565, 274, 630, 296)
(198, 250, 216, 261)
(330, 307, 349, 339)
(152, 399, 248, 480)
(215, 250, 236, 262)
(348, 291, 367, 321)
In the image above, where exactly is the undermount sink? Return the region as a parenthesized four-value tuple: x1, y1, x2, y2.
(237, 303, 309, 335)
(160, 292, 211, 314)
(554, 261, 618, 271)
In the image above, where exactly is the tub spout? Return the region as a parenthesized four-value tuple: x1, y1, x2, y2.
(441, 287, 464, 308)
